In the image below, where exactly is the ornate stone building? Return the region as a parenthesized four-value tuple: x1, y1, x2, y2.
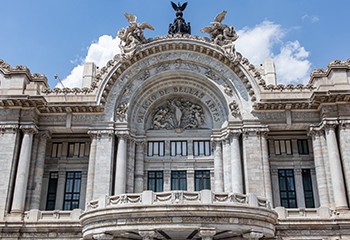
(1, 5, 350, 240)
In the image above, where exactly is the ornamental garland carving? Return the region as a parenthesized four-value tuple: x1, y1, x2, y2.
(152, 98, 205, 130)
(116, 102, 129, 121)
(229, 100, 240, 117)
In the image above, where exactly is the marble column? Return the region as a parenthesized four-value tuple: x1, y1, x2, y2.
(134, 140, 145, 193)
(11, 126, 37, 213)
(339, 120, 350, 202)
(260, 131, 273, 203)
(30, 131, 50, 209)
(115, 132, 128, 195)
(230, 131, 243, 193)
(309, 128, 329, 207)
(198, 228, 216, 240)
(324, 122, 348, 209)
(213, 139, 224, 192)
(222, 138, 232, 192)
(85, 131, 98, 203)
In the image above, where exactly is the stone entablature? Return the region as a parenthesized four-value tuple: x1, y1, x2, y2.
(81, 190, 277, 240)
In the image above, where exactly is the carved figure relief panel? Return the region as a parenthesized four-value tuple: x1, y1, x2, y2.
(151, 98, 205, 130)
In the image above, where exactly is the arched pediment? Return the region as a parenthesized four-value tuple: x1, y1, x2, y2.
(99, 37, 262, 125)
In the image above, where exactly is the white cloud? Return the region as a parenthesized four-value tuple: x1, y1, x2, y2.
(302, 14, 320, 23)
(57, 35, 121, 88)
(236, 21, 312, 84)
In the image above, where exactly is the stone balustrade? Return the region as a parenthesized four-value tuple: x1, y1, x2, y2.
(86, 190, 271, 211)
(275, 206, 337, 219)
(23, 209, 83, 222)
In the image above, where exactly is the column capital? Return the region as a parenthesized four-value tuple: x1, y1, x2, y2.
(243, 127, 269, 138)
(88, 129, 114, 139)
(20, 125, 38, 135)
(308, 126, 324, 139)
(340, 119, 350, 129)
(228, 129, 242, 139)
(0, 124, 18, 134)
(323, 120, 338, 130)
(38, 130, 51, 139)
(115, 130, 130, 139)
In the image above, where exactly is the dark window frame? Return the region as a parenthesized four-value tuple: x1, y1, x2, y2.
(170, 141, 188, 156)
(147, 171, 164, 192)
(63, 171, 81, 210)
(302, 169, 315, 208)
(195, 170, 211, 191)
(193, 140, 211, 156)
(46, 172, 58, 210)
(147, 141, 165, 157)
(171, 171, 187, 191)
(278, 169, 297, 208)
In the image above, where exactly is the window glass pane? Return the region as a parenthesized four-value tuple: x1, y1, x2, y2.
(79, 143, 85, 157)
(148, 171, 163, 192)
(148, 142, 153, 156)
(68, 143, 75, 157)
(171, 171, 187, 190)
(195, 170, 211, 191)
(159, 142, 165, 156)
(278, 169, 297, 208)
(154, 143, 159, 155)
(274, 141, 280, 155)
(182, 141, 187, 156)
(302, 169, 315, 208)
(286, 140, 292, 155)
(51, 144, 58, 157)
(46, 172, 58, 210)
(280, 140, 286, 153)
(63, 171, 81, 210)
(199, 141, 204, 155)
(193, 142, 199, 156)
(204, 141, 210, 156)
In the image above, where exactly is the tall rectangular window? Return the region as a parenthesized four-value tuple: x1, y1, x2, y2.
(148, 171, 163, 192)
(51, 143, 63, 158)
(147, 141, 165, 156)
(63, 171, 81, 210)
(46, 172, 58, 210)
(274, 140, 292, 155)
(171, 171, 187, 190)
(297, 139, 309, 155)
(195, 170, 211, 191)
(193, 140, 211, 156)
(170, 141, 187, 156)
(302, 169, 315, 208)
(278, 169, 297, 208)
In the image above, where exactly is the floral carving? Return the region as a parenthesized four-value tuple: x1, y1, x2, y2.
(152, 98, 205, 130)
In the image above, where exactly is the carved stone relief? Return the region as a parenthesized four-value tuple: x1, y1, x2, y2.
(152, 98, 205, 130)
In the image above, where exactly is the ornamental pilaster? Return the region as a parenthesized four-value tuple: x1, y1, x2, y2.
(134, 138, 146, 193)
(89, 129, 115, 199)
(30, 131, 51, 209)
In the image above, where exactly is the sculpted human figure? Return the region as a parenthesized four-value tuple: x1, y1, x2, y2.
(201, 11, 238, 46)
(118, 13, 154, 54)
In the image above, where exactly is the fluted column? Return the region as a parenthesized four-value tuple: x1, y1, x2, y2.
(85, 131, 98, 203)
(260, 131, 273, 203)
(115, 131, 128, 195)
(230, 130, 243, 193)
(30, 131, 50, 209)
(11, 126, 37, 213)
(134, 140, 145, 193)
(309, 128, 329, 207)
(222, 138, 232, 192)
(339, 120, 350, 202)
(324, 122, 348, 210)
(213, 139, 224, 192)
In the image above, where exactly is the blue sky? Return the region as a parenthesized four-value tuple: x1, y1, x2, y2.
(1, 0, 349, 87)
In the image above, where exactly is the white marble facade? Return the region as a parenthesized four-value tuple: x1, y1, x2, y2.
(1, 18, 350, 240)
